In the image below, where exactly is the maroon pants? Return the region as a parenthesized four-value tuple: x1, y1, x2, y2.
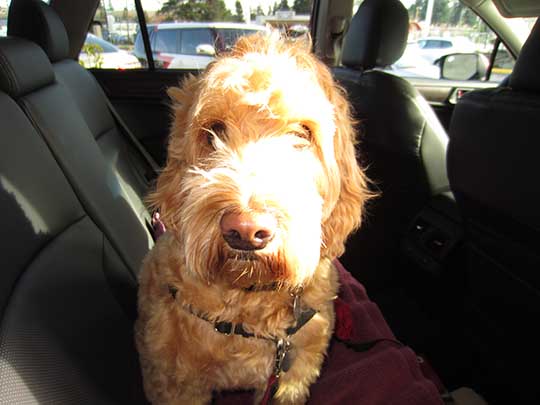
(215, 261, 443, 405)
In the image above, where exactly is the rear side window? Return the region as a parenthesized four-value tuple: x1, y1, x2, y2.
(0, 2, 8, 37)
(155, 29, 178, 53)
(440, 40, 452, 49)
(215, 28, 260, 51)
(134, 26, 152, 56)
(424, 40, 442, 49)
(180, 29, 213, 55)
(85, 0, 313, 70)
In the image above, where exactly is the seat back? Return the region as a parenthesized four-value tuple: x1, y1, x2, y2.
(0, 40, 145, 403)
(334, 0, 449, 286)
(0, 36, 153, 317)
(8, 0, 155, 231)
(447, 19, 540, 403)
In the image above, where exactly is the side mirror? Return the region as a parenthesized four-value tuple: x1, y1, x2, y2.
(196, 44, 216, 56)
(439, 53, 488, 81)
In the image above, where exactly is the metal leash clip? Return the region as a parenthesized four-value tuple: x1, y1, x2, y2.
(274, 338, 292, 378)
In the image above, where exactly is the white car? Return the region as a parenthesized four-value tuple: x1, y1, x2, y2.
(79, 34, 141, 69)
(387, 36, 479, 79)
(385, 47, 441, 78)
(413, 36, 477, 63)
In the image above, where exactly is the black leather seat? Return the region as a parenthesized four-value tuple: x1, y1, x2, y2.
(8, 0, 156, 236)
(447, 19, 540, 404)
(333, 0, 449, 286)
(0, 36, 152, 317)
(0, 37, 147, 403)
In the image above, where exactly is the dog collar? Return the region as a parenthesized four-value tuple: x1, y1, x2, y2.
(166, 284, 316, 341)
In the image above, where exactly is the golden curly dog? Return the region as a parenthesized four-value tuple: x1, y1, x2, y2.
(135, 33, 372, 404)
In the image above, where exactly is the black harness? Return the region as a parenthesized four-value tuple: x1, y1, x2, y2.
(167, 283, 317, 401)
(167, 284, 316, 341)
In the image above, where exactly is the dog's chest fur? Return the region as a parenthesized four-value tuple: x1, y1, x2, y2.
(136, 233, 338, 392)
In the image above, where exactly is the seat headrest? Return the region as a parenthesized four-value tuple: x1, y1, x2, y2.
(510, 18, 540, 92)
(341, 0, 409, 70)
(8, 0, 69, 63)
(0, 37, 55, 98)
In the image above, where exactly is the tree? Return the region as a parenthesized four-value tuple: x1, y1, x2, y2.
(449, 2, 479, 27)
(234, 0, 244, 22)
(159, 0, 233, 22)
(278, 0, 290, 11)
(293, 0, 312, 14)
(408, 0, 450, 25)
(251, 5, 265, 21)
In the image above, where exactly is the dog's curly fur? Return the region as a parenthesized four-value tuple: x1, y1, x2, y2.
(135, 33, 372, 404)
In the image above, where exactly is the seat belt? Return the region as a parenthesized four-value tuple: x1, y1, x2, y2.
(105, 98, 160, 181)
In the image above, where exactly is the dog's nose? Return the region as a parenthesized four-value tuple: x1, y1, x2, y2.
(220, 211, 276, 251)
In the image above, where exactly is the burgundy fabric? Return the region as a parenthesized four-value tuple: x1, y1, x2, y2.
(214, 260, 443, 404)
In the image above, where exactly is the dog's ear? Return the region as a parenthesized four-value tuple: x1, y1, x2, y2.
(319, 69, 374, 259)
(146, 75, 200, 231)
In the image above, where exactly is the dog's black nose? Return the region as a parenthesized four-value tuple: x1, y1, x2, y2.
(220, 211, 276, 251)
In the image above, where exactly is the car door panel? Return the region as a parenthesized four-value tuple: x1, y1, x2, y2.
(407, 77, 499, 130)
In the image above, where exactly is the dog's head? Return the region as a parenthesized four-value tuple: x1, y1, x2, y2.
(149, 33, 372, 288)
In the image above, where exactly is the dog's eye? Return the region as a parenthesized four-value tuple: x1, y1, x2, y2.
(292, 124, 313, 148)
(203, 121, 226, 147)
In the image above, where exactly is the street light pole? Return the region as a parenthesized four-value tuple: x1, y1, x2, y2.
(425, 0, 435, 36)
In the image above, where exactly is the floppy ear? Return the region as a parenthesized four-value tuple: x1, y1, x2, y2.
(320, 75, 374, 259)
(146, 75, 200, 231)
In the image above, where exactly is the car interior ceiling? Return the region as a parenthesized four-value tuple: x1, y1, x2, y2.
(0, 0, 539, 404)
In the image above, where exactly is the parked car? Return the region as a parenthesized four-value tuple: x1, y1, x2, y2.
(79, 33, 141, 69)
(384, 47, 441, 78)
(386, 36, 482, 79)
(133, 22, 268, 69)
(412, 36, 477, 63)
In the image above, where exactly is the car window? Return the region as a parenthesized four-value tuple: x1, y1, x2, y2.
(155, 29, 178, 53)
(0, 1, 8, 37)
(215, 28, 263, 51)
(180, 28, 213, 55)
(440, 40, 452, 49)
(359, 0, 537, 83)
(84, 0, 313, 71)
(133, 26, 149, 57)
(425, 40, 441, 49)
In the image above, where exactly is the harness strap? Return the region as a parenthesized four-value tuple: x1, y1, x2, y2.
(167, 283, 316, 404)
(166, 284, 316, 342)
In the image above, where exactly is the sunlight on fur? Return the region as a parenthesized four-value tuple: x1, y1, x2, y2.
(135, 32, 373, 405)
